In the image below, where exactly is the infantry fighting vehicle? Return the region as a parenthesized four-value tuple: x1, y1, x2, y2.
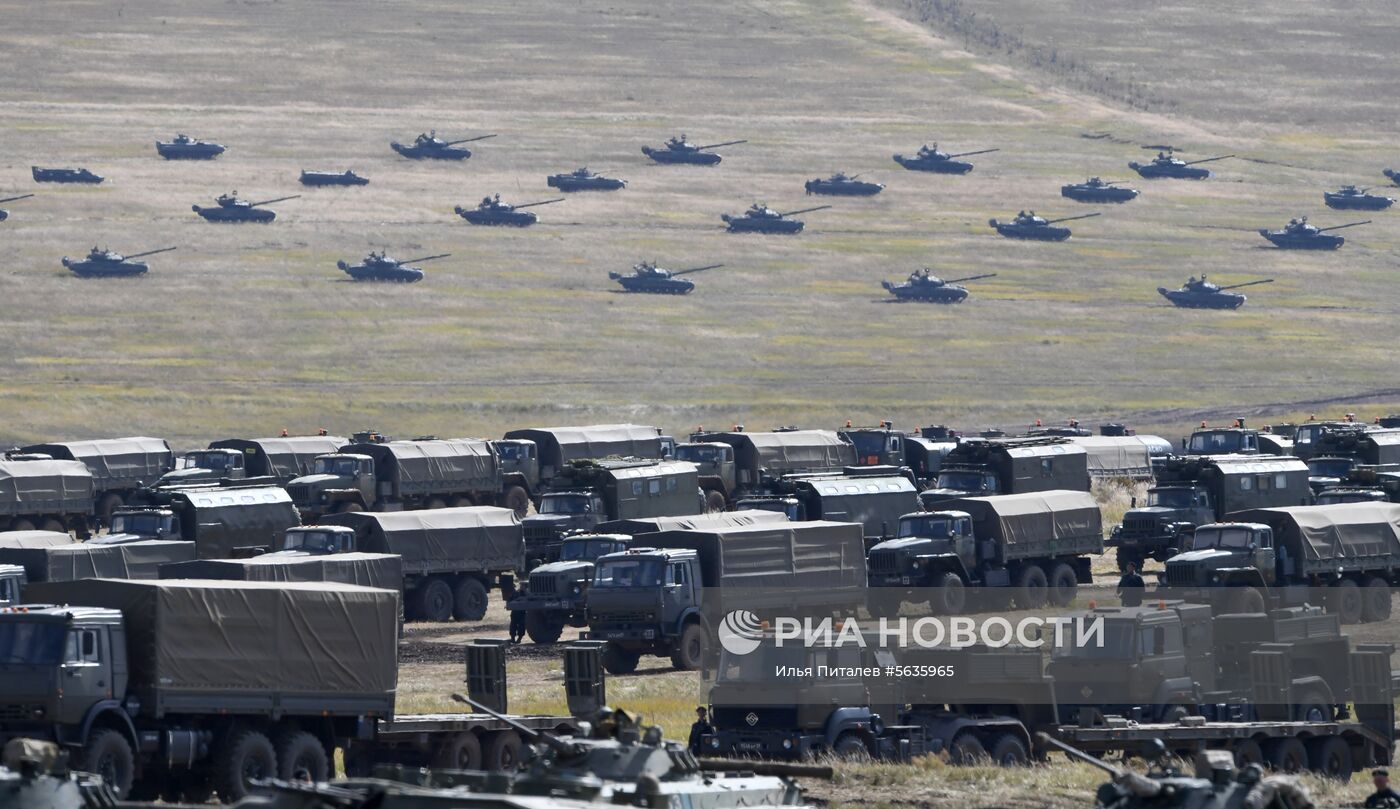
(0, 194, 35, 222)
(455, 195, 563, 226)
(1323, 185, 1394, 210)
(338, 251, 449, 283)
(640, 134, 746, 165)
(1259, 217, 1368, 249)
(721, 203, 830, 233)
(804, 172, 884, 196)
(1157, 276, 1273, 309)
(61, 246, 176, 278)
(881, 269, 995, 303)
(390, 131, 496, 160)
(1128, 151, 1233, 179)
(608, 261, 722, 294)
(1061, 177, 1139, 203)
(892, 143, 998, 174)
(989, 210, 1099, 241)
(300, 169, 369, 186)
(154, 134, 225, 159)
(192, 191, 299, 223)
(546, 168, 626, 191)
(31, 167, 102, 184)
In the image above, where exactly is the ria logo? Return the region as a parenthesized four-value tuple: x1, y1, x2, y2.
(717, 609, 764, 656)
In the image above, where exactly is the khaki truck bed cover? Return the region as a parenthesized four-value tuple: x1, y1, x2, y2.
(502, 424, 663, 469)
(321, 507, 523, 573)
(939, 490, 1104, 560)
(1066, 436, 1156, 479)
(1232, 503, 1400, 563)
(343, 439, 499, 493)
(160, 552, 403, 590)
(595, 509, 789, 537)
(0, 538, 195, 583)
(0, 459, 94, 514)
(21, 437, 174, 489)
(209, 436, 347, 480)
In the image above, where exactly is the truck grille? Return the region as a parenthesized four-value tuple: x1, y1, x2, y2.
(1164, 564, 1200, 587)
(0, 704, 38, 721)
(712, 706, 797, 730)
(867, 549, 901, 575)
(1120, 515, 1163, 536)
(286, 484, 311, 504)
(528, 573, 558, 595)
(523, 523, 557, 541)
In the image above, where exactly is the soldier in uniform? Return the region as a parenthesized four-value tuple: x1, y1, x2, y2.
(1366, 769, 1400, 808)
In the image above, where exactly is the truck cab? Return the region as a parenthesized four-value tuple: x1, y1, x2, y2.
(490, 439, 539, 494)
(733, 496, 803, 521)
(921, 467, 1001, 503)
(99, 508, 183, 543)
(508, 534, 631, 644)
(1307, 456, 1356, 495)
(522, 490, 607, 561)
(839, 425, 907, 467)
(866, 511, 976, 591)
(0, 606, 127, 740)
(159, 448, 245, 486)
(1110, 485, 1213, 569)
(675, 442, 734, 510)
(276, 525, 358, 555)
(0, 565, 25, 606)
(586, 547, 705, 674)
(1161, 522, 1276, 610)
(1184, 428, 1260, 455)
(285, 453, 375, 517)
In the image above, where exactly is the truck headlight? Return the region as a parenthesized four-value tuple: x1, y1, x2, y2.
(30, 706, 45, 719)
(709, 738, 721, 749)
(571, 584, 582, 595)
(911, 559, 923, 569)
(782, 738, 793, 750)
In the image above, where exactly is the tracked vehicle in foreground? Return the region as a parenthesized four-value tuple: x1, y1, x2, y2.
(62, 246, 176, 278)
(192, 192, 299, 222)
(1158, 276, 1273, 309)
(546, 168, 626, 191)
(804, 172, 884, 196)
(722, 203, 830, 233)
(989, 210, 1099, 240)
(1258, 217, 1368, 249)
(641, 134, 746, 165)
(892, 143, 998, 174)
(338, 251, 449, 283)
(31, 167, 103, 184)
(609, 261, 722, 294)
(390, 131, 495, 160)
(155, 134, 225, 160)
(882, 270, 995, 303)
(300, 169, 369, 186)
(1323, 185, 1394, 210)
(1129, 151, 1232, 179)
(455, 194, 563, 226)
(1061, 177, 1139, 203)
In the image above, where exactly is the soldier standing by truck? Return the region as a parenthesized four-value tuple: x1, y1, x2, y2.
(1116, 562, 1144, 607)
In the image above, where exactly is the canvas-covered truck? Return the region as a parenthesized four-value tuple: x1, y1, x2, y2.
(678, 429, 857, 511)
(1183, 421, 1293, 457)
(158, 549, 403, 592)
(158, 435, 346, 487)
(20, 438, 174, 525)
(1064, 435, 1161, 481)
(593, 509, 789, 538)
(586, 520, 868, 674)
(919, 437, 1089, 505)
(320, 507, 524, 622)
(866, 490, 1103, 614)
(0, 457, 94, 534)
(0, 533, 193, 586)
(1110, 455, 1311, 571)
(109, 483, 300, 559)
(1162, 502, 1400, 622)
(735, 467, 920, 548)
(497, 424, 666, 501)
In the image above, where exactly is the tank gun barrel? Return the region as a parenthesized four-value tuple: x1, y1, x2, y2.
(698, 140, 747, 150)
(515, 198, 565, 209)
(451, 693, 578, 757)
(1034, 733, 1122, 778)
(1220, 278, 1274, 290)
(672, 264, 724, 276)
(447, 134, 497, 145)
(945, 273, 997, 284)
(1047, 212, 1101, 224)
(125, 247, 178, 259)
(250, 195, 301, 207)
(949, 148, 1000, 158)
(697, 758, 834, 779)
(1183, 154, 1234, 166)
(1319, 220, 1371, 231)
(400, 253, 452, 264)
(0, 194, 35, 205)
(779, 205, 832, 217)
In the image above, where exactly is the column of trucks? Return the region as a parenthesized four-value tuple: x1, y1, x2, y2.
(158, 435, 346, 487)
(0, 455, 94, 535)
(19, 438, 174, 525)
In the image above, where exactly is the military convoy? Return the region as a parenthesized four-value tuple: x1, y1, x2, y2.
(0, 456, 93, 535)
(679, 429, 856, 511)
(1184, 421, 1293, 456)
(61, 247, 177, 278)
(0, 531, 193, 590)
(721, 203, 830, 233)
(1128, 152, 1233, 179)
(159, 434, 345, 487)
(192, 192, 300, 223)
(498, 423, 669, 505)
(1158, 276, 1273, 310)
(112, 482, 301, 558)
(337, 251, 449, 283)
(155, 134, 226, 160)
(0, 193, 34, 221)
(1258, 217, 1369, 249)
(735, 467, 919, 547)
(988, 210, 1099, 240)
(881, 270, 995, 303)
(920, 436, 1090, 503)
(892, 144, 998, 174)
(641, 135, 746, 165)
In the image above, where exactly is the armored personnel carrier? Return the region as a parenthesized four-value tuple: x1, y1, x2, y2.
(989, 210, 1099, 241)
(154, 133, 225, 160)
(804, 172, 884, 196)
(300, 169, 369, 186)
(721, 203, 830, 233)
(192, 191, 300, 222)
(609, 261, 722, 294)
(62, 246, 176, 278)
(1386, 168, 1399, 187)
(1158, 276, 1272, 309)
(455, 194, 562, 226)
(641, 134, 746, 165)
(1259, 216, 1368, 249)
(547, 168, 626, 191)
(31, 167, 102, 184)
(338, 251, 449, 283)
(1129, 151, 1233, 179)
(882, 270, 995, 303)
(390, 131, 496, 160)
(1061, 177, 1139, 203)
(1323, 185, 1394, 210)
(892, 143, 998, 174)
(0, 194, 34, 222)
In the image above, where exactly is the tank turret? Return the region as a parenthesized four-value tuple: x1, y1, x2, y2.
(390, 132, 496, 160)
(989, 211, 1100, 241)
(0, 194, 35, 222)
(337, 251, 449, 283)
(1259, 217, 1368, 250)
(454, 195, 563, 226)
(1061, 177, 1139, 203)
(192, 193, 300, 223)
(642, 136, 747, 165)
(721, 203, 830, 233)
(1128, 151, 1233, 180)
(892, 144, 998, 174)
(882, 270, 996, 303)
(1158, 276, 1272, 310)
(61, 246, 176, 278)
(155, 134, 226, 160)
(547, 167, 627, 191)
(609, 262, 723, 294)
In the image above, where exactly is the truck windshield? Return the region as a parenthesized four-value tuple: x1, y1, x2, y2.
(899, 516, 953, 538)
(109, 512, 164, 535)
(593, 558, 664, 588)
(1308, 458, 1353, 478)
(311, 457, 360, 476)
(0, 622, 68, 665)
(541, 495, 592, 515)
(1188, 431, 1242, 453)
(1192, 527, 1254, 550)
(676, 445, 725, 464)
(719, 644, 808, 682)
(1052, 620, 1134, 659)
(846, 433, 885, 457)
(935, 471, 998, 493)
(494, 443, 524, 460)
(180, 451, 231, 470)
(560, 539, 621, 561)
(1146, 488, 1197, 509)
(283, 530, 343, 552)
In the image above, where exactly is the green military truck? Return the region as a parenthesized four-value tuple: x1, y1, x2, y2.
(919, 437, 1090, 505)
(1305, 429, 1400, 494)
(677, 429, 856, 511)
(735, 467, 920, 548)
(1064, 435, 1165, 481)
(111, 482, 300, 558)
(866, 490, 1102, 614)
(587, 520, 867, 674)
(496, 424, 667, 504)
(0, 532, 193, 588)
(20, 438, 174, 525)
(158, 435, 346, 487)
(158, 547, 404, 592)
(1162, 502, 1400, 622)
(0, 457, 93, 534)
(1110, 455, 1311, 571)
(592, 509, 789, 537)
(1317, 466, 1400, 504)
(1183, 420, 1293, 457)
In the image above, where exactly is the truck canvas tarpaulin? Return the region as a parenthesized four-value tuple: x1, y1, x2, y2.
(502, 424, 663, 475)
(345, 439, 499, 496)
(0, 459, 94, 514)
(159, 552, 402, 590)
(208, 435, 347, 480)
(1066, 436, 1155, 479)
(1232, 502, 1400, 562)
(706, 431, 855, 482)
(595, 509, 789, 537)
(0, 539, 194, 583)
(20, 437, 174, 490)
(940, 490, 1103, 559)
(167, 485, 301, 558)
(23, 578, 398, 716)
(321, 506, 523, 573)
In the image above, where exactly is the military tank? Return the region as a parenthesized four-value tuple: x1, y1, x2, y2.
(454, 194, 563, 226)
(390, 131, 496, 160)
(0, 194, 35, 222)
(31, 167, 103, 184)
(337, 251, 448, 283)
(62, 246, 176, 278)
(547, 168, 626, 191)
(804, 172, 884, 196)
(1061, 177, 1139, 203)
(155, 133, 226, 160)
(300, 169, 369, 187)
(609, 261, 723, 294)
(0, 739, 121, 809)
(721, 203, 830, 233)
(1385, 168, 1400, 187)
(892, 143, 998, 174)
(1157, 276, 1273, 310)
(989, 210, 1100, 241)
(1323, 185, 1394, 210)
(882, 270, 996, 303)
(193, 191, 300, 222)
(1128, 151, 1233, 179)
(641, 135, 747, 165)
(1258, 216, 1368, 249)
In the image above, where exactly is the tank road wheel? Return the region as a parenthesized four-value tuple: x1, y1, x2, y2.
(602, 642, 641, 675)
(1307, 736, 1352, 782)
(948, 732, 986, 765)
(832, 733, 872, 761)
(214, 728, 277, 802)
(502, 486, 530, 519)
(931, 572, 967, 615)
(1047, 562, 1079, 607)
(452, 577, 490, 621)
(526, 611, 565, 644)
(482, 731, 523, 772)
(1227, 586, 1267, 615)
(1231, 739, 1264, 768)
(1265, 738, 1308, 774)
(671, 622, 708, 671)
(1362, 576, 1392, 623)
(414, 578, 455, 623)
(96, 493, 124, 526)
(1329, 578, 1363, 625)
(274, 730, 329, 783)
(78, 728, 135, 798)
(433, 732, 483, 771)
(1015, 566, 1049, 610)
(704, 489, 727, 514)
(989, 733, 1030, 767)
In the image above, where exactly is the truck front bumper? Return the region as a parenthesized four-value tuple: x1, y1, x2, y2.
(869, 572, 930, 588)
(703, 730, 822, 760)
(588, 624, 665, 647)
(507, 594, 583, 613)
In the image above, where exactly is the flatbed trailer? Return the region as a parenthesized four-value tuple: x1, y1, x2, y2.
(354, 712, 579, 772)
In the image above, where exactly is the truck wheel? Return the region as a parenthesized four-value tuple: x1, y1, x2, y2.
(9, 519, 36, 532)
(427, 497, 449, 510)
(452, 578, 490, 621)
(602, 643, 641, 675)
(274, 730, 329, 782)
(38, 518, 67, 534)
(526, 612, 565, 644)
(832, 733, 871, 760)
(213, 728, 277, 802)
(704, 489, 727, 513)
(988, 733, 1029, 766)
(434, 732, 483, 770)
(1015, 566, 1048, 610)
(1265, 737, 1308, 773)
(482, 731, 523, 771)
(671, 623, 707, 671)
(1306, 736, 1352, 781)
(414, 578, 454, 623)
(1158, 704, 1190, 723)
(1047, 563, 1078, 607)
(1227, 586, 1266, 615)
(502, 486, 530, 519)
(931, 573, 967, 614)
(1329, 579, 1363, 624)
(948, 732, 986, 764)
(78, 728, 135, 798)
(96, 493, 124, 526)
(1294, 690, 1332, 722)
(1231, 739, 1264, 767)
(1362, 576, 1392, 623)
